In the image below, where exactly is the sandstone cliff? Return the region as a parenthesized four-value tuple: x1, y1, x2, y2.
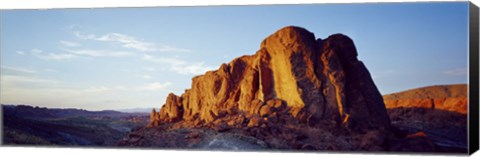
(150, 26, 390, 131)
(383, 84, 467, 114)
(118, 26, 467, 152)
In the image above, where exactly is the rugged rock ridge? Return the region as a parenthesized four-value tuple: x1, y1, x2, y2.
(383, 84, 467, 114)
(150, 26, 390, 131)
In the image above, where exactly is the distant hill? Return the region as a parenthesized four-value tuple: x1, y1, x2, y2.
(383, 84, 467, 100)
(2, 104, 149, 146)
(118, 107, 152, 113)
(1, 104, 139, 119)
(383, 84, 467, 114)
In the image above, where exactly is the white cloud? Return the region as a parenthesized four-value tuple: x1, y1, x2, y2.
(138, 82, 172, 91)
(67, 24, 83, 30)
(38, 53, 79, 61)
(74, 31, 190, 52)
(27, 48, 133, 61)
(141, 74, 152, 79)
(60, 40, 80, 47)
(1, 75, 57, 84)
(443, 68, 467, 76)
(142, 54, 214, 75)
(16, 51, 25, 55)
(95, 33, 157, 52)
(155, 44, 190, 52)
(25, 48, 78, 61)
(0, 75, 58, 99)
(31, 49, 43, 54)
(143, 54, 184, 65)
(83, 86, 127, 93)
(73, 31, 96, 40)
(43, 68, 59, 73)
(1, 66, 58, 74)
(1, 66, 36, 74)
(63, 49, 134, 57)
(171, 62, 213, 75)
(142, 67, 156, 71)
(84, 86, 110, 92)
(0, 79, 139, 110)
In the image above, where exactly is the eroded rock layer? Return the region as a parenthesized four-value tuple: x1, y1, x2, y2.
(383, 84, 467, 114)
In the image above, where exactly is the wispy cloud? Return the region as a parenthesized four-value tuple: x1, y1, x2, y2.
(138, 82, 172, 91)
(142, 67, 156, 72)
(0, 79, 137, 110)
(1, 66, 36, 74)
(60, 40, 80, 47)
(83, 86, 127, 93)
(20, 31, 192, 64)
(1, 75, 57, 84)
(31, 49, 42, 54)
(142, 54, 214, 75)
(95, 33, 157, 52)
(443, 68, 467, 76)
(67, 24, 83, 30)
(74, 31, 189, 52)
(143, 54, 184, 65)
(23, 48, 79, 61)
(140, 74, 152, 79)
(24, 48, 133, 61)
(63, 49, 134, 57)
(83, 86, 111, 92)
(16, 51, 25, 55)
(172, 62, 213, 75)
(43, 68, 59, 73)
(37, 52, 79, 61)
(73, 31, 95, 40)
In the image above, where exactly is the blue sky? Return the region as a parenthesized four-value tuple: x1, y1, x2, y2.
(0, 2, 469, 110)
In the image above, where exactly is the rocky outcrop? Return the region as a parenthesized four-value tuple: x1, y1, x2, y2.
(150, 26, 390, 131)
(119, 26, 468, 153)
(383, 84, 467, 114)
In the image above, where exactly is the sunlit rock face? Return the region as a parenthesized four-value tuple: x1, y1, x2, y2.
(150, 26, 391, 131)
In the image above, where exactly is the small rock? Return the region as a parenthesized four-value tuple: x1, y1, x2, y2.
(213, 122, 230, 132)
(259, 105, 272, 117)
(301, 144, 316, 150)
(360, 130, 387, 150)
(185, 132, 201, 139)
(248, 116, 262, 127)
(266, 99, 285, 111)
(389, 131, 435, 152)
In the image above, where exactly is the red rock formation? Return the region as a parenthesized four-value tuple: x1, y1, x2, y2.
(383, 84, 467, 114)
(159, 93, 183, 122)
(150, 26, 390, 131)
